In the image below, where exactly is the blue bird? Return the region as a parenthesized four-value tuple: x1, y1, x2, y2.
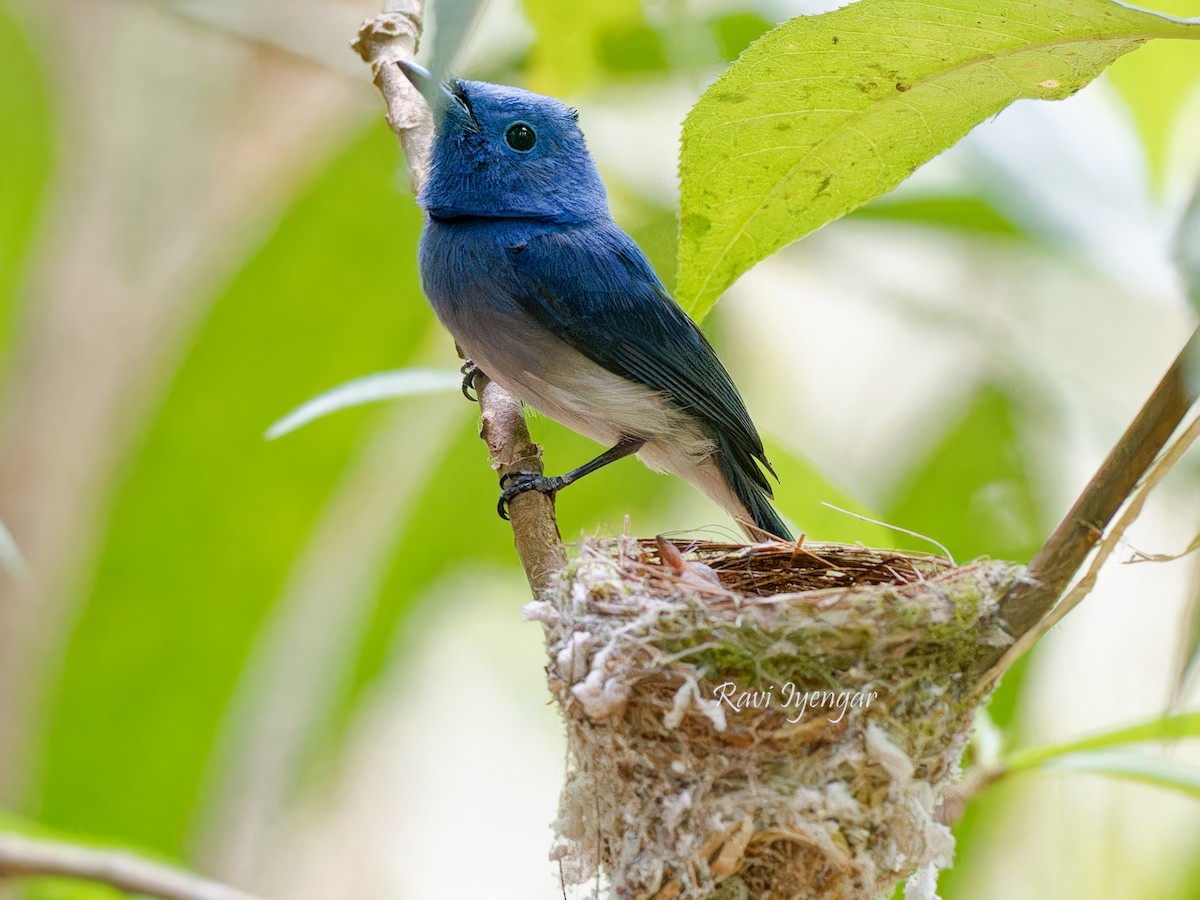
(400, 62, 792, 541)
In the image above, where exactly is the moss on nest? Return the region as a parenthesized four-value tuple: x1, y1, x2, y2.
(526, 537, 1024, 900)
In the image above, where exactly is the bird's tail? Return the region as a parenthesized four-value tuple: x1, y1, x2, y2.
(714, 433, 793, 542)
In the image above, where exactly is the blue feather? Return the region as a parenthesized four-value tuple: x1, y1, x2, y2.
(404, 70, 791, 540)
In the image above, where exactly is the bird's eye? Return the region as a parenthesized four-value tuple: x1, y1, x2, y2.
(505, 122, 537, 152)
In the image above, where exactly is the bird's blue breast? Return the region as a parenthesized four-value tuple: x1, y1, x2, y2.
(418, 217, 534, 331)
(418, 216, 593, 390)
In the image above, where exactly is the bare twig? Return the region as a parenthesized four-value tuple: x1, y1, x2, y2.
(938, 764, 1005, 825)
(351, 1, 434, 192)
(979, 326, 1199, 677)
(979, 411, 1200, 688)
(0, 834, 262, 900)
(353, 2, 566, 593)
(476, 373, 567, 593)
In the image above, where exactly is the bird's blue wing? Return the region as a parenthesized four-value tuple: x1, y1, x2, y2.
(504, 223, 776, 490)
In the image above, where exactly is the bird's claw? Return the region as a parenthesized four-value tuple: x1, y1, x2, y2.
(460, 359, 481, 402)
(497, 471, 563, 520)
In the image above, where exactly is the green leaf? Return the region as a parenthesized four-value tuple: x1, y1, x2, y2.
(951, 711, 1200, 894)
(595, 23, 670, 75)
(676, 0, 1200, 319)
(885, 384, 1048, 563)
(26, 123, 432, 856)
(265, 368, 460, 440)
(0, 1, 53, 358)
(1039, 750, 1200, 798)
(706, 12, 774, 62)
(764, 438, 891, 546)
(849, 193, 1026, 237)
(1005, 712, 1200, 770)
(522, 0, 645, 95)
(1107, 0, 1200, 187)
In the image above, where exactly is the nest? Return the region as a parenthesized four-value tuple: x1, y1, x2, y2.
(526, 537, 1024, 900)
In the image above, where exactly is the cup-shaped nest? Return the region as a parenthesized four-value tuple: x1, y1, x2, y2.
(527, 537, 1024, 900)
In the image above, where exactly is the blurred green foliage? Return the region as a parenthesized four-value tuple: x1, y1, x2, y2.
(523, 0, 646, 95)
(887, 385, 1048, 564)
(706, 12, 772, 63)
(884, 384, 1050, 899)
(849, 194, 1026, 238)
(322, 418, 679, 763)
(27, 123, 429, 855)
(0, 0, 51, 358)
(1109, 0, 1200, 186)
(764, 438, 890, 546)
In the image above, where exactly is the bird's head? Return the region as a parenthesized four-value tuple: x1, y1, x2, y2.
(399, 63, 610, 224)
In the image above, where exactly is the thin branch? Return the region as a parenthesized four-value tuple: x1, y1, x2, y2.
(0, 834, 262, 900)
(351, 1, 434, 192)
(476, 373, 568, 593)
(978, 325, 1199, 678)
(979, 410, 1200, 688)
(352, 3, 566, 594)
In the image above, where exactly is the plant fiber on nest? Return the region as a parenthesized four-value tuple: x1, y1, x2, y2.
(526, 537, 1024, 900)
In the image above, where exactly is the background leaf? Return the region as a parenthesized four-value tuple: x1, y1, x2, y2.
(265, 368, 461, 440)
(522, 0, 645, 95)
(676, 0, 1200, 319)
(1107, 0, 1200, 187)
(428, 0, 491, 79)
(849, 193, 1026, 237)
(1040, 751, 1200, 798)
(0, 0, 52, 361)
(887, 384, 1047, 898)
(24, 123, 431, 857)
(885, 384, 1048, 563)
(1006, 712, 1200, 770)
(313, 415, 683, 764)
(765, 439, 891, 546)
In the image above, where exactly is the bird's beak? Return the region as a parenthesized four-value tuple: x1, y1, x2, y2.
(396, 60, 439, 101)
(396, 60, 478, 131)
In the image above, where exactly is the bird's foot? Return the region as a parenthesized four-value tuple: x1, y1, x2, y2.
(497, 471, 565, 520)
(460, 359, 482, 402)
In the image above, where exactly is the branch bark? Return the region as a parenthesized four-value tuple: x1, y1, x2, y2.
(351, 1, 433, 192)
(980, 325, 1199, 675)
(0, 834, 262, 900)
(353, 2, 566, 594)
(476, 373, 567, 594)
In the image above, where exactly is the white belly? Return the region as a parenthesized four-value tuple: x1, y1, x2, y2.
(454, 324, 751, 524)
(461, 336, 716, 468)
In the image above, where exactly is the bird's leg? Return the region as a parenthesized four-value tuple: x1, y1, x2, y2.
(460, 358, 482, 402)
(497, 437, 647, 520)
